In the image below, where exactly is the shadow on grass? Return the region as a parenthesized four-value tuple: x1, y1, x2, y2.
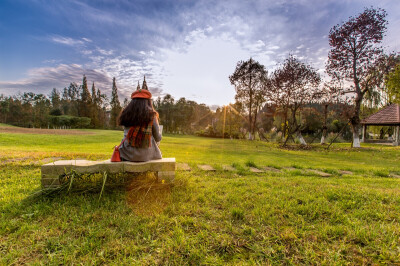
(19, 172, 189, 218)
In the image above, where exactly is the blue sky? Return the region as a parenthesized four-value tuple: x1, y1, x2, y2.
(0, 0, 399, 107)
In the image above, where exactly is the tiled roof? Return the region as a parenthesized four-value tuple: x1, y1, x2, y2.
(361, 104, 400, 125)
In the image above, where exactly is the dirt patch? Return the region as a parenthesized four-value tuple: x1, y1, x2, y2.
(279, 144, 315, 151)
(1, 157, 32, 164)
(1, 156, 64, 165)
(0, 126, 94, 135)
(38, 157, 65, 164)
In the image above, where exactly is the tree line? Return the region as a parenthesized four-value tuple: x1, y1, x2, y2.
(0, 76, 121, 129)
(0, 76, 221, 133)
(229, 7, 400, 147)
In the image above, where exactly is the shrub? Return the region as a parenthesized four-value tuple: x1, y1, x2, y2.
(245, 160, 257, 168)
(231, 208, 245, 221)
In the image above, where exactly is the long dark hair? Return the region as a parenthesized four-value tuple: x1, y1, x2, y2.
(118, 98, 159, 127)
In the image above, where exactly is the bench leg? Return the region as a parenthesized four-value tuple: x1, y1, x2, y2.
(157, 171, 175, 183)
(41, 174, 62, 188)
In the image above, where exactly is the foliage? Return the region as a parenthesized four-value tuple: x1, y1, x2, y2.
(363, 54, 400, 107)
(268, 55, 321, 145)
(49, 88, 61, 111)
(109, 77, 122, 129)
(313, 81, 347, 144)
(0, 92, 50, 127)
(154, 95, 213, 134)
(229, 58, 268, 139)
(301, 107, 323, 135)
(210, 102, 247, 139)
(79, 75, 92, 118)
(48, 115, 91, 128)
(385, 64, 400, 104)
(0, 76, 109, 129)
(90, 82, 99, 127)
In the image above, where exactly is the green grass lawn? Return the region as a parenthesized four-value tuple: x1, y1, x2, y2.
(1, 126, 400, 264)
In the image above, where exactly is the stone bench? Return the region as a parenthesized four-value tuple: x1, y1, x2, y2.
(41, 158, 175, 188)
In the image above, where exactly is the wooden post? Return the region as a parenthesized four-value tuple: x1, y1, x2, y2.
(394, 125, 400, 146)
(361, 124, 366, 143)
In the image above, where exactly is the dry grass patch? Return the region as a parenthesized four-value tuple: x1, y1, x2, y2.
(0, 126, 93, 135)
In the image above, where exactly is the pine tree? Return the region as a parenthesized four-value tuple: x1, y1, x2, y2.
(96, 88, 105, 128)
(62, 87, 69, 101)
(91, 82, 96, 103)
(81, 75, 91, 103)
(49, 88, 61, 111)
(80, 75, 92, 117)
(61, 87, 69, 115)
(142, 76, 148, 90)
(110, 77, 121, 128)
(123, 97, 129, 108)
(90, 82, 99, 127)
(67, 82, 79, 116)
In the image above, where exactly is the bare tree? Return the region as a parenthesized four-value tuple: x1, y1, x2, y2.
(268, 55, 321, 145)
(326, 7, 388, 147)
(229, 58, 268, 139)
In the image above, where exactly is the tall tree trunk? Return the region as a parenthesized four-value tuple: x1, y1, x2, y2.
(350, 55, 362, 148)
(248, 75, 253, 140)
(252, 106, 258, 139)
(350, 88, 363, 148)
(282, 108, 288, 140)
(351, 123, 361, 147)
(351, 94, 362, 148)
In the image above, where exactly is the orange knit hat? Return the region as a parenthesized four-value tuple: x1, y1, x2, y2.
(131, 89, 152, 99)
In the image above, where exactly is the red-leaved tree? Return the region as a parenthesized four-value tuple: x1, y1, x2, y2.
(326, 7, 388, 147)
(268, 55, 320, 145)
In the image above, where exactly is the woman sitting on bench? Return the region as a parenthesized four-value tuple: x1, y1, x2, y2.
(118, 89, 162, 162)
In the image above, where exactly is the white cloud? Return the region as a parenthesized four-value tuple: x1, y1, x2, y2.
(97, 48, 113, 56)
(245, 40, 266, 53)
(81, 50, 93, 55)
(0, 64, 112, 95)
(267, 45, 280, 50)
(51, 36, 85, 46)
(85, 54, 164, 99)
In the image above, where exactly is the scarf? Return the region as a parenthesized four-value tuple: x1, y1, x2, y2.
(126, 119, 153, 148)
